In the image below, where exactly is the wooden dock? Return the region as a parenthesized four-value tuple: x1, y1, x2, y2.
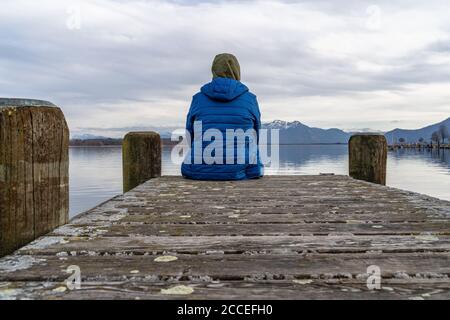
(1, 175, 450, 300)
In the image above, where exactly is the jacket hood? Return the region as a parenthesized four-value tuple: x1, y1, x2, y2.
(201, 77, 249, 102)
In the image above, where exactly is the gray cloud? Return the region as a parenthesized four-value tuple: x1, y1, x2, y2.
(0, 0, 449, 133)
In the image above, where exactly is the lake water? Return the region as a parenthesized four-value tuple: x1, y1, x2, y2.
(69, 145, 450, 218)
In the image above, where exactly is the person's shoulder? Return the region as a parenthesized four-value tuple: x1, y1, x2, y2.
(239, 90, 258, 106)
(193, 91, 203, 99)
(238, 89, 260, 116)
(238, 82, 257, 101)
(188, 92, 205, 113)
(245, 91, 256, 100)
(191, 91, 206, 104)
(244, 91, 257, 99)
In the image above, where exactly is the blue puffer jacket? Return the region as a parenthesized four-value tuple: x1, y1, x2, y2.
(181, 77, 264, 180)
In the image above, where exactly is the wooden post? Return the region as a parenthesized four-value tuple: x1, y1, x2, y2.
(0, 98, 69, 257)
(123, 132, 161, 193)
(349, 134, 387, 185)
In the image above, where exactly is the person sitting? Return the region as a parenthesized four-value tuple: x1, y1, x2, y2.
(181, 53, 264, 180)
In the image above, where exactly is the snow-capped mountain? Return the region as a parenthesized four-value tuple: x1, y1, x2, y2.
(262, 120, 351, 144)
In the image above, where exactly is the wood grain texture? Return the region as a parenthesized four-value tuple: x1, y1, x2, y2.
(1, 176, 449, 300)
(0, 101, 69, 257)
(1, 279, 449, 300)
(349, 135, 387, 185)
(122, 132, 161, 193)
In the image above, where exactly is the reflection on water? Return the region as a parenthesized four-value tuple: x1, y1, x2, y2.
(387, 148, 450, 202)
(69, 145, 450, 218)
(266, 145, 349, 175)
(69, 147, 122, 217)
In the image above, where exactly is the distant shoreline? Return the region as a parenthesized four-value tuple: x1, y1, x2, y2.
(69, 140, 350, 147)
(389, 144, 450, 150)
(69, 140, 450, 149)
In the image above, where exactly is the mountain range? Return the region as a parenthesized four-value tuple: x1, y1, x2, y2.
(72, 117, 450, 145)
(263, 117, 449, 144)
(262, 120, 351, 144)
(384, 117, 450, 144)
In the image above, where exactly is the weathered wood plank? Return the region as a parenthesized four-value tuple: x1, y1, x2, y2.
(1, 176, 449, 300)
(1, 280, 450, 300)
(1, 253, 449, 282)
(119, 213, 439, 224)
(17, 235, 450, 256)
(99, 222, 450, 237)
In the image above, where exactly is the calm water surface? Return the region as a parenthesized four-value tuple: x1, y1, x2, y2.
(69, 145, 450, 218)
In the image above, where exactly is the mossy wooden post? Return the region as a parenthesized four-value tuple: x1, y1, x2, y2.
(123, 132, 161, 193)
(0, 98, 69, 257)
(349, 134, 387, 185)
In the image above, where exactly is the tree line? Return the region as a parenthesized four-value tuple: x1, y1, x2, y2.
(431, 125, 449, 146)
(397, 124, 449, 147)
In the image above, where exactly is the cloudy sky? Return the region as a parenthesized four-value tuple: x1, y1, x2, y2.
(1, 0, 449, 136)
